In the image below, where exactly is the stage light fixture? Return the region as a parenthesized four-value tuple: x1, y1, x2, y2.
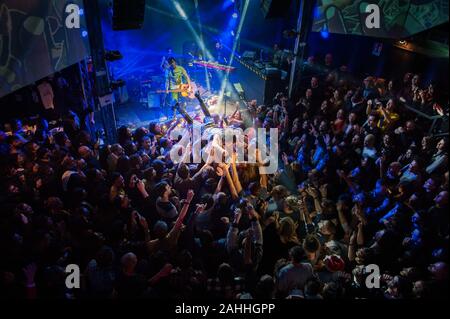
(320, 25, 329, 39)
(321, 31, 329, 39)
(232, 12, 238, 19)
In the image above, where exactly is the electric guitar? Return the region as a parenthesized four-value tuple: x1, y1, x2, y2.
(151, 83, 198, 99)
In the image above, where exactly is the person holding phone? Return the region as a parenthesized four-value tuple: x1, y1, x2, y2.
(366, 99, 400, 132)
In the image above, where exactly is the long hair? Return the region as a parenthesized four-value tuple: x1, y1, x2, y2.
(279, 217, 299, 245)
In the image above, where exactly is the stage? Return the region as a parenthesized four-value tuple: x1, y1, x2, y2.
(110, 82, 245, 130)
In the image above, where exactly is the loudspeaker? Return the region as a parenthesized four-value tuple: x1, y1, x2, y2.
(233, 62, 282, 106)
(112, 0, 146, 30)
(260, 0, 293, 19)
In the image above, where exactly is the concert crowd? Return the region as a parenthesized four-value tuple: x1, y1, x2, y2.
(0, 53, 448, 299)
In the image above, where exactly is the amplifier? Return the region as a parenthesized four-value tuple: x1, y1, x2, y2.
(231, 58, 283, 106)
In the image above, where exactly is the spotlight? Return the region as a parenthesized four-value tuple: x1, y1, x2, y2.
(398, 40, 407, 46)
(81, 30, 88, 38)
(320, 25, 329, 39)
(232, 12, 238, 19)
(320, 30, 329, 39)
(79, 8, 84, 16)
(231, 30, 235, 36)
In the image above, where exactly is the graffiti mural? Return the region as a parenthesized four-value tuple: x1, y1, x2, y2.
(312, 0, 449, 39)
(0, 0, 89, 98)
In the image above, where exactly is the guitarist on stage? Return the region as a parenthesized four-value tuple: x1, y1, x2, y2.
(165, 57, 192, 118)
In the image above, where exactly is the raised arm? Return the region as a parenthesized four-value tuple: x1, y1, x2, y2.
(306, 186, 322, 215)
(256, 149, 268, 189)
(226, 208, 242, 253)
(366, 99, 373, 116)
(299, 196, 314, 234)
(356, 222, 364, 246)
(175, 189, 194, 229)
(337, 201, 352, 237)
(248, 206, 263, 244)
(215, 175, 226, 195)
(348, 231, 357, 262)
(230, 152, 243, 194)
(219, 163, 239, 200)
(136, 179, 149, 199)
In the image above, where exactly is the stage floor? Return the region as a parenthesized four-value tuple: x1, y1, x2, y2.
(110, 98, 245, 130)
(113, 101, 197, 129)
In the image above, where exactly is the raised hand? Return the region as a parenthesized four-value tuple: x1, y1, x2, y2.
(136, 179, 146, 193)
(216, 166, 225, 177)
(306, 186, 319, 199)
(195, 203, 206, 215)
(218, 162, 230, 172)
(233, 208, 242, 224)
(281, 152, 289, 165)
